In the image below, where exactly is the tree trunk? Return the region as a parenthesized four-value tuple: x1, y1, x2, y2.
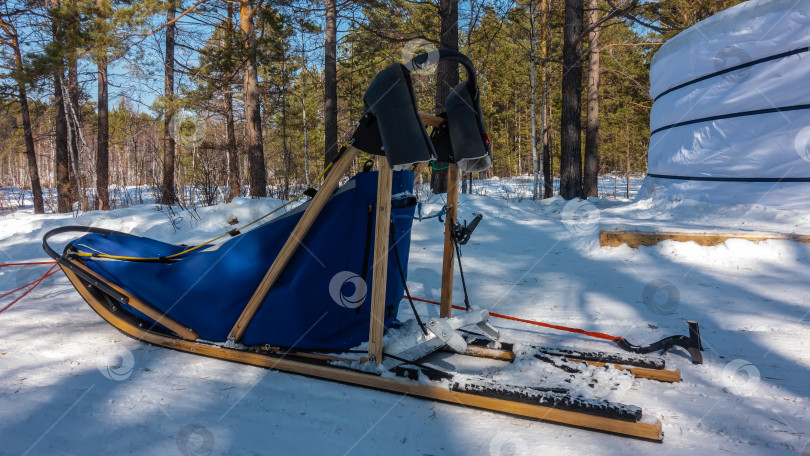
(162, 0, 176, 204)
(51, 1, 71, 213)
(431, 0, 459, 194)
(7, 26, 44, 213)
(529, 0, 538, 200)
(66, 0, 88, 211)
(560, 0, 583, 200)
(543, 104, 552, 198)
(583, 0, 600, 198)
(301, 54, 310, 186)
(625, 116, 630, 199)
(281, 57, 290, 199)
(323, 0, 338, 166)
(97, 53, 110, 210)
(67, 54, 84, 209)
(541, 0, 552, 199)
(19, 87, 45, 214)
(242, 1, 266, 197)
(225, 2, 239, 201)
(54, 75, 71, 213)
(225, 91, 239, 200)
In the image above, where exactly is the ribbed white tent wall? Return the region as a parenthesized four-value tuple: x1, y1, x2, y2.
(638, 0, 810, 210)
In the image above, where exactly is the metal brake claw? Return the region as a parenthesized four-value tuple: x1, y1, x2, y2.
(613, 320, 704, 364)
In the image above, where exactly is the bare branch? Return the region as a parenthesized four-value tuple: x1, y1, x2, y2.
(574, 0, 638, 47)
(605, 0, 673, 34)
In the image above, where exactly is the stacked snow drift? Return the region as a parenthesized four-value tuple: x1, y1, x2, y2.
(639, 0, 810, 210)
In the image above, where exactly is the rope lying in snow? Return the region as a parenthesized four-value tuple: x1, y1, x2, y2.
(407, 295, 619, 342)
(0, 264, 61, 313)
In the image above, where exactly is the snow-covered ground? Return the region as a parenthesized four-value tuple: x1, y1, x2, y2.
(2, 178, 809, 455)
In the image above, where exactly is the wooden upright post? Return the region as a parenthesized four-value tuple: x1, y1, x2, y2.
(228, 146, 358, 342)
(440, 163, 460, 318)
(368, 156, 393, 365)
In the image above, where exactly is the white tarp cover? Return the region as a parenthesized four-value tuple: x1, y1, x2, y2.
(639, 0, 810, 210)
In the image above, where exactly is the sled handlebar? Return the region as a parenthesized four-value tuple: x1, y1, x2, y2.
(42, 225, 133, 262)
(403, 49, 479, 99)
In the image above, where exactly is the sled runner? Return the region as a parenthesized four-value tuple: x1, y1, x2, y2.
(44, 51, 701, 441)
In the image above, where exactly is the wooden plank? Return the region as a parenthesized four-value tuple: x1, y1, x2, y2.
(68, 262, 198, 341)
(62, 265, 662, 441)
(261, 346, 367, 364)
(454, 346, 680, 382)
(440, 163, 461, 318)
(601, 229, 810, 249)
(462, 345, 517, 361)
(574, 359, 682, 383)
(229, 146, 359, 342)
(419, 112, 445, 128)
(368, 156, 393, 365)
(630, 367, 681, 383)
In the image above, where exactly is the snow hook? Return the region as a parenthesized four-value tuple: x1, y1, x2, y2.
(613, 320, 704, 364)
(453, 213, 483, 245)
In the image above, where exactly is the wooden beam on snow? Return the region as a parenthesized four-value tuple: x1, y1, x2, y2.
(573, 359, 682, 383)
(600, 229, 810, 249)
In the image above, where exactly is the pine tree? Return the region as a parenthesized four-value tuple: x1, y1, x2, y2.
(161, 0, 177, 204)
(583, 0, 600, 198)
(323, 0, 338, 166)
(241, 0, 266, 197)
(559, 0, 583, 200)
(0, 13, 45, 213)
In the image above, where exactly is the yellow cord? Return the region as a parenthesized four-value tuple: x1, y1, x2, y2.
(78, 161, 334, 262)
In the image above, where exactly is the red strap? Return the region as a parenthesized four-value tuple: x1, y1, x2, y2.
(0, 261, 58, 267)
(407, 295, 619, 342)
(0, 265, 61, 313)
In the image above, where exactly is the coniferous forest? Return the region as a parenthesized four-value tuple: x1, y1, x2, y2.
(0, 0, 746, 214)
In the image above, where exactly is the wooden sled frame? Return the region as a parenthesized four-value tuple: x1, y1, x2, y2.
(53, 256, 663, 441)
(44, 116, 667, 442)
